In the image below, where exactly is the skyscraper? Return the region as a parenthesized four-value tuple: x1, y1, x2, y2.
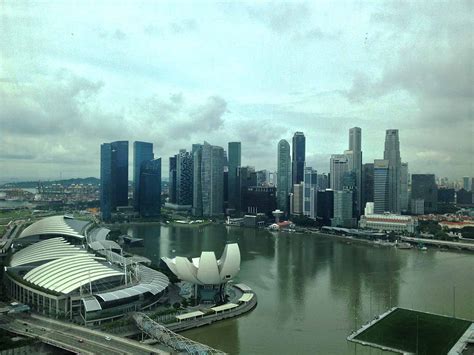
(349, 127, 362, 216)
(201, 142, 224, 217)
(237, 166, 256, 212)
(133, 141, 153, 209)
(362, 163, 374, 211)
(330, 154, 348, 191)
(373, 159, 389, 214)
(168, 156, 177, 204)
(100, 141, 129, 221)
(292, 132, 306, 186)
(400, 162, 409, 212)
(292, 183, 304, 216)
(138, 158, 161, 217)
(384, 129, 402, 213)
(303, 166, 318, 218)
(317, 189, 334, 226)
(192, 144, 203, 216)
(277, 139, 291, 214)
(176, 149, 193, 206)
(332, 190, 355, 227)
(411, 174, 438, 214)
(228, 142, 241, 210)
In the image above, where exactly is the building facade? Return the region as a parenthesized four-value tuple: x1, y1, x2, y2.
(400, 162, 409, 212)
(292, 184, 304, 216)
(330, 154, 348, 191)
(228, 142, 241, 210)
(332, 189, 355, 227)
(192, 144, 203, 216)
(411, 174, 437, 214)
(243, 186, 277, 216)
(292, 132, 306, 187)
(133, 141, 154, 209)
(176, 149, 193, 206)
(138, 158, 162, 217)
(201, 142, 225, 217)
(383, 129, 402, 213)
(317, 189, 334, 226)
(349, 127, 362, 217)
(373, 159, 389, 214)
(100, 141, 129, 221)
(303, 167, 318, 218)
(168, 156, 177, 204)
(359, 213, 417, 233)
(362, 163, 374, 212)
(277, 139, 291, 214)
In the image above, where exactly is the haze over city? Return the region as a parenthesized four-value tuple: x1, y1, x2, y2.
(1, 1, 472, 181)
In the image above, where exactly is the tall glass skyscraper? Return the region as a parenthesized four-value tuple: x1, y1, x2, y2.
(176, 149, 193, 206)
(292, 132, 306, 186)
(133, 141, 153, 209)
(362, 163, 374, 211)
(384, 129, 402, 213)
(195, 142, 224, 217)
(330, 154, 348, 191)
(303, 166, 318, 218)
(349, 127, 362, 217)
(138, 158, 161, 217)
(277, 139, 291, 214)
(100, 141, 129, 221)
(373, 159, 389, 214)
(168, 156, 177, 204)
(228, 142, 241, 210)
(400, 162, 409, 212)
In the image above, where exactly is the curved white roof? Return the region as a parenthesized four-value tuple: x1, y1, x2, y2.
(18, 215, 89, 240)
(162, 243, 240, 285)
(24, 254, 123, 294)
(10, 237, 87, 267)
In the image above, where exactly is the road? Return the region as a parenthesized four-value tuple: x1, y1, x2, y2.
(0, 314, 169, 354)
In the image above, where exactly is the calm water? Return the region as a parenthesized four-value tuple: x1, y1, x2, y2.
(125, 224, 474, 355)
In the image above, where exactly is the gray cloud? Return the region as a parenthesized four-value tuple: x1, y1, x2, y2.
(247, 3, 310, 33)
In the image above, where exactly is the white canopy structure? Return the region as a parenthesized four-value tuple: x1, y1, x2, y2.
(162, 243, 240, 285)
(18, 215, 90, 240)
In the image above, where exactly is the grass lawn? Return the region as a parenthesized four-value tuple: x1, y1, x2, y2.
(0, 209, 32, 222)
(354, 308, 471, 355)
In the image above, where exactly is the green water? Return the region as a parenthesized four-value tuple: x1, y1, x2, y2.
(124, 224, 474, 355)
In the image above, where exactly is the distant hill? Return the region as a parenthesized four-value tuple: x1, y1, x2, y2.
(1, 177, 100, 188)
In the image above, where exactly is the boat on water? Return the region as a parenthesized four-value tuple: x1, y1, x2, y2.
(396, 242, 412, 249)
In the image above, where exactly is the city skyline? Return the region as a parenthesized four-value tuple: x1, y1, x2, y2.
(1, 2, 472, 181)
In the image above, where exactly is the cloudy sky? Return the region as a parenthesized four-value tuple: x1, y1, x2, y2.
(1, 1, 473, 181)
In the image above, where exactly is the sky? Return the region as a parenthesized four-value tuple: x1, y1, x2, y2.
(1, 1, 473, 181)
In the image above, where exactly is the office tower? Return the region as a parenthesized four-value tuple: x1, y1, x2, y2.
(332, 190, 355, 227)
(342, 171, 357, 218)
(201, 142, 224, 217)
(362, 163, 374, 211)
(192, 144, 203, 216)
(277, 139, 291, 214)
(463, 177, 471, 191)
(133, 141, 153, 209)
(242, 186, 277, 216)
(303, 167, 318, 218)
(330, 154, 348, 191)
(100, 141, 128, 221)
(349, 127, 362, 216)
(268, 171, 277, 187)
(256, 170, 268, 186)
(317, 174, 329, 190)
(317, 189, 334, 226)
(411, 174, 438, 214)
(169, 156, 177, 204)
(384, 129, 402, 213)
(373, 159, 389, 214)
(237, 166, 256, 212)
(292, 183, 304, 216)
(292, 132, 306, 186)
(438, 188, 455, 204)
(176, 149, 193, 206)
(138, 158, 161, 217)
(411, 199, 425, 215)
(400, 162, 409, 212)
(456, 189, 473, 205)
(228, 142, 241, 209)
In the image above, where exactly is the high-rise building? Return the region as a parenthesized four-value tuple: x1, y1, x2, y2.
(362, 163, 374, 211)
(317, 174, 329, 190)
(438, 188, 455, 204)
(463, 177, 471, 191)
(133, 141, 153, 209)
(384, 129, 402, 213)
(349, 127, 362, 216)
(176, 149, 193, 206)
(457, 189, 473, 206)
(192, 144, 203, 216)
(242, 186, 277, 216)
(277, 139, 291, 214)
(168, 156, 177, 204)
(237, 166, 256, 212)
(138, 158, 161, 217)
(201, 142, 224, 217)
(292, 183, 304, 216)
(317, 189, 334, 226)
(332, 190, 355, 227)
(400, 162, 409, 212)
(373, 159, 389, 214)
(342, 171, 357, 218)
(256, 170, 268, 186)
(303, 167, 318, 218)
(228, 142, 241, 209)
(292, 132, 306, 186)
(330, 154, 348, 191)
(411, 174, 437, 214)
(100, 141, 128, 221)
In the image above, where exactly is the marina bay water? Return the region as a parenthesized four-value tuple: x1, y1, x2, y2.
(124, 223, 474, 354)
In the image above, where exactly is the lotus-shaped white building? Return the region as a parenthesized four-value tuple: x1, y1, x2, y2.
(162, 243, 240, 286)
